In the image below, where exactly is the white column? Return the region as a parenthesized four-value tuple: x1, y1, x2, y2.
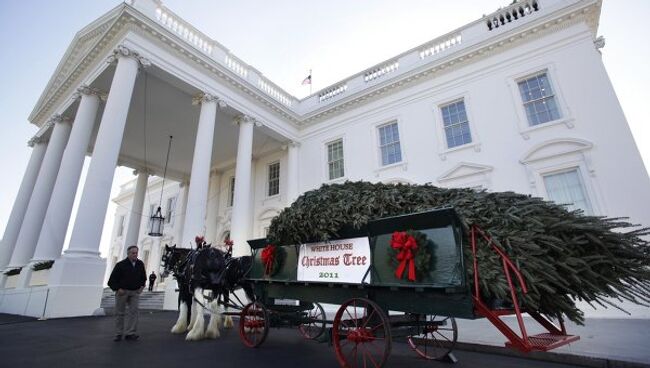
(286, 141, 300, 204)
(230, 115, 255, 257)
(8, 116, 72, 271)
(147, 237, 162, 276)
(63, 47, 143, 258)
(31, 88, 103, 263)
(180, 93, 221, 248)
(205, 171, 221, 244)
(44, 46, 148, 319)
(122, 170, 148, 255)
(0, 139, 47, 288)
(0, 139, 47, 271)
(175, 181, 189, 247)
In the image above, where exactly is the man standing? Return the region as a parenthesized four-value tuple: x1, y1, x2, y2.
(108, 245, 146, 342)
(148, 271, 157, 292)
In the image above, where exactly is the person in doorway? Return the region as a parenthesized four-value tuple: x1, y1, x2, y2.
(108, 245, 146, 342)
(148, 271, 157, 292)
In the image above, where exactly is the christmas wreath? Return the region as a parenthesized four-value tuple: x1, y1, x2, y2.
(261, 244, 285, 277)
(388, 230, 434, 282)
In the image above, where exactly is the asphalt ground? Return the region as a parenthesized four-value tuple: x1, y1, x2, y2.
(0, 311, 614, 368)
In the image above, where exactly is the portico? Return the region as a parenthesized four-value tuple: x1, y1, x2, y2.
(0, 0, 298, 317)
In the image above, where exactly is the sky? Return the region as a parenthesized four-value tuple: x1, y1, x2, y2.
(0, 0, 648, 259)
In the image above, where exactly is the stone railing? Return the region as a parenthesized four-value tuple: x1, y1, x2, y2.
(154, 7, 214, 55)
(318, 84, 348, 103)
(364, 61, 399, 83)
(486, 0, 541, 31)
(419, 34, 463, 60)
(131, 0, 568, 115)
(225, 54, 249, 78)
(258, 79, 293, 107)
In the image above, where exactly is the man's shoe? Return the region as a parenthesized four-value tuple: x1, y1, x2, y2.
(125, 334, 139, 341)
(113, 335, 122, 342)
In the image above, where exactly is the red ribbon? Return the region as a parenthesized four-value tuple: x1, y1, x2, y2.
(261, 244, 276, 276)
(390, 231, 417, 282)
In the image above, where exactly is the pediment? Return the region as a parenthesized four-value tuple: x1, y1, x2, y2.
(438, 162, 493, 182)
(30, 4, 125, 126)
(520, 138, 593, 164)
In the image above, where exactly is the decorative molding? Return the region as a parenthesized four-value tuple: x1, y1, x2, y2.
(106, 44, 151, 68)
(520, 138, 593, 164)
(191, 92, 219, 106)
(29, 1, 602, 130)
(27, 136, 43, 147)
(74, 85, 108, 101)
(594, 35, 605, 50)
(235, 114, 255, 125)
(438, 162, 494, 182)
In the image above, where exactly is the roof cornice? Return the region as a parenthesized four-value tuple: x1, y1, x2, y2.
(30, 0, 602, 130)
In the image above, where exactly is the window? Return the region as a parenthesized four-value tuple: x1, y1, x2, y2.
(268, 162, 280, 197)
(441, 100, 472, 148)
(543, 169, 592, 214)
(378, 122, 402, 166)
(117, 215, 125, 237)
(518, 72, 561, 126)
(165, 196, 176, 224)
(327, 139, 345, 180)
(228, 177, 235, 207)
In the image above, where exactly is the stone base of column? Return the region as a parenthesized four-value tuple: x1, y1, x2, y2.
(0, 273, 7, 289)
(15, 265, 33, 289)
(163, 278, 179, 311)
(43, 255, 106, 318)
(0, 286, 50, 317)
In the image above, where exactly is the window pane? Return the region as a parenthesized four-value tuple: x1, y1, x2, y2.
(543, 169, 592, 214)
(442, 100, 472, 148)
(519, 73, 561, 126)
(378, 123, 402, 166)
(268, 162, 280, 196)
(327, 140, 345, 180)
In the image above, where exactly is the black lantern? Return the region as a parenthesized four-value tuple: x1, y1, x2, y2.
(148, 206, 165, 236)
(148, 135, 173, 237)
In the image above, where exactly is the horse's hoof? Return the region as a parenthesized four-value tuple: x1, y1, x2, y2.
(171, 324, 187, 334)
(224, 317, 234, 329)
(205, 330, 220, 339)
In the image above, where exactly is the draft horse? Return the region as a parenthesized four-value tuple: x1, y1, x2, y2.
(161, 240, 255, 340)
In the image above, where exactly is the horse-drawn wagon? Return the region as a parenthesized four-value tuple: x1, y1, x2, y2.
(240, 207, 579, 367)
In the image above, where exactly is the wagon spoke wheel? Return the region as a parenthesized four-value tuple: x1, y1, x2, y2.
(333, 298, 391, 368)
(407, 315, 457, 360)
(298, 302, 327, 340)
(239, 301, 269, 348)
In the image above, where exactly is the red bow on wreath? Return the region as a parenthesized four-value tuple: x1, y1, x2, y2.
(390, 231, 418, 282)
(261, 244, 276, 276)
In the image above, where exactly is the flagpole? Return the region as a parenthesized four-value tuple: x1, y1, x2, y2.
(309, 69, 312, 95)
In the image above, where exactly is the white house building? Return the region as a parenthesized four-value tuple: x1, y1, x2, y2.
(1, 0, 649, 319)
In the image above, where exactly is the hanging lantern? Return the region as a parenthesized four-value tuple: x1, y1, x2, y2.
(149, 206, 165, 237)
(147, 135, 173, 237)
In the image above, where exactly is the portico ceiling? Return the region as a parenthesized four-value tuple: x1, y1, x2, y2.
(77, 63, 283, 182)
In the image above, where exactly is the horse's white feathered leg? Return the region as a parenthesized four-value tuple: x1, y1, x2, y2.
(204, 299, 221, 339)
(223, 304, 234, 328)
(186, 289, 206, 341)
(187, 298, 198, 331)
(171, 302, 188, 334)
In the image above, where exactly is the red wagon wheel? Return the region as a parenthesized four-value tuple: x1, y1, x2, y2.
(333, 298, 392, 368)
(407, 315, 457, 360)
(239, 301, 269, 348)
(298, 302, 327, 340)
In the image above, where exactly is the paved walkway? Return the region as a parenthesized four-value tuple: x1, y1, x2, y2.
(0, 311, 648, 367)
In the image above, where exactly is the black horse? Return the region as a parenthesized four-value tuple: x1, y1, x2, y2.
(162, 242, 254, 340)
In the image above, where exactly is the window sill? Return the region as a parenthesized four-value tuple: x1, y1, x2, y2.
(374, 161, 408, 176)
(326, 176, 348, 184)
(519, 117, 575, 140)
(263, 194, 282, 206)
(438, 142, 481, 161)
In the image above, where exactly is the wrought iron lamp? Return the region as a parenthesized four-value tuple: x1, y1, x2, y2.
(148, 135, 173, 237)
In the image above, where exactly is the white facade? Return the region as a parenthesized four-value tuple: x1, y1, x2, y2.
(1, 0, 649, 318)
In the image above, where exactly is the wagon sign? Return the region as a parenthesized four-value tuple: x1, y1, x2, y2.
(297, 237, 371, 283)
